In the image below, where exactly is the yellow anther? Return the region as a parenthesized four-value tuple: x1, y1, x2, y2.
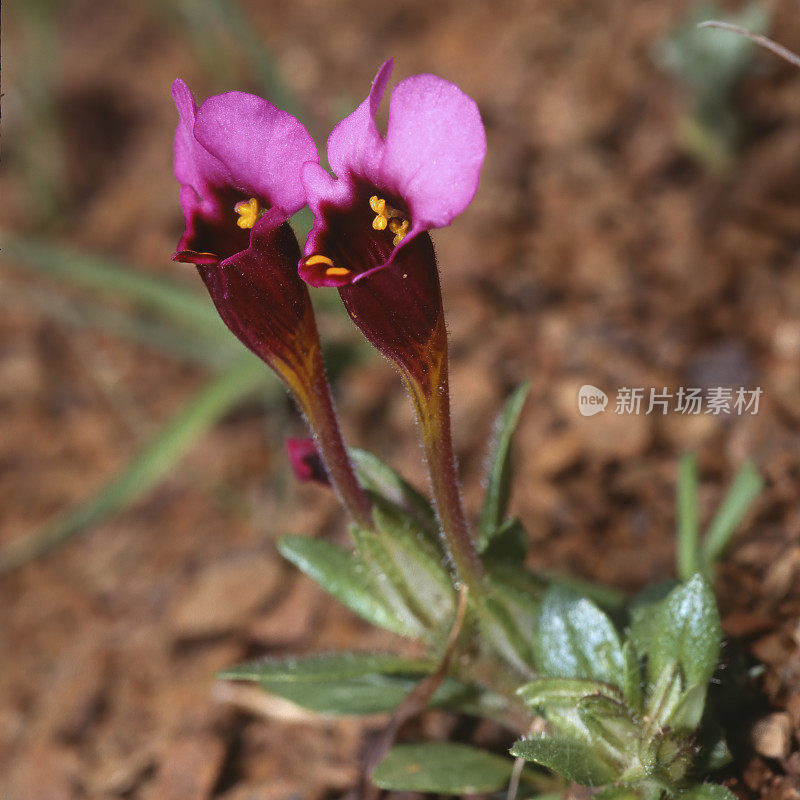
(302, 254, 353, 281)
(389, 218, 410, 245)
(304, 254, 335, 267)
(234, 197, 263, 229)
(369, 195, 409, 243)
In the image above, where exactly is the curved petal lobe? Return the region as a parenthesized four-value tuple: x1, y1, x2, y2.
(326, 59, 393, 179)
(381, 74, 486, 229)
(194, 91, 318, 215)
(172, 79, 230, 199)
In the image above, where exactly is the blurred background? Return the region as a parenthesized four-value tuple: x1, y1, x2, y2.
(2, 0, 800, 797)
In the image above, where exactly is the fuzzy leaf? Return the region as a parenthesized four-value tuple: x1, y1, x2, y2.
(594, 787, 641, 800)
(243, 672, 509, 718)
(680, 784, 737, 800)
(349, 448, 437, 534)
(644, 661, 683, 732)
(218, 652, 435, 683)
(621, 640, 643, 714)
(369, 506, 455, 627)
(511, 735, 618, 787)
(631, 574, 721, 688)
(577, 696, 639, 755)
(518, 678, 623, 709)
(255, 674, 412, 715)
(667, 683, 708, 730)
(535, 585, 625, 686)
(474, 593, 537, 676)
(373, 743, 513, 793)
(278, 535, 422, 637)
(479, 382, 530, 550)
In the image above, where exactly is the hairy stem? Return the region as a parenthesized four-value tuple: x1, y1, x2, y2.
(402, 317, 485, 593)
(299, 349, 373, 528)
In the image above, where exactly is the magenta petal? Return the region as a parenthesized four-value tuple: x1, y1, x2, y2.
(194, 89, 318, 215)
(173, 80, 233, 206)
(286, 437, 331, 486)
(326, 60, 393, 180)
(381, 74, 486, 229)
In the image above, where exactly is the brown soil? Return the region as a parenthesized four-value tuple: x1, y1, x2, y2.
(2, 0, 800, 797)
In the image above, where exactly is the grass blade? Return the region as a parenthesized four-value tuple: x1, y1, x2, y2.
(0, 357, 269, 573)
(1, 234, 222, 333)
(701, 460, 763, 567)
(676, 453, 701, 580)
(478, 381, 530, 551)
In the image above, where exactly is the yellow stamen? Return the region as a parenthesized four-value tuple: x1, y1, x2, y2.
(369, 195, 410, 243)
(389, 218, 410, 245)
(302, 254, 353, 281)
(234, 197, 263, 229)
(304, 254, 335, 267)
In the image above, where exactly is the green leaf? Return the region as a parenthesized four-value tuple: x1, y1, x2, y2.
(0, 358, 268, 573)
(278, 535, 422, 637)
(369, 505, 455, 629)
(482, 571, 542, 662)
(349, 448, 437, 536)
(593, 787, 642, 800)
(535, 585, 625, 686)
(373, 743, 514, 794)
(478, 381, 530, 551)
(621, 640, 643, 714)
(256, 674, 413, 715)
(348, 523, 441, 638)
(518, 678, 623, 709)
(474, 593, 537, 676)
(631, 575, 721, 688)
(676, 453, 701, 581)
(236, 670, 509, 718)
(511, 736, 618, 787)
(702, 460, 763, 567)
(218, 652, 435, 683)
(696, 733, 733, 772)
(483, 517, 529, 565)
(667, 683, 708, 730)
(680, 783, 738, 800)
(577, 696, 639, 755)
(644, 661, 683, 733)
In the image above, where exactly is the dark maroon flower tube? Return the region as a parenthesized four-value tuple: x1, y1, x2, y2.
(171, 80, 370, 527)
(297, 62, 488, 590)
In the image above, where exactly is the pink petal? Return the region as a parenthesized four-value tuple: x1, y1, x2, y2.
(326, 60, 393, 180)
(381, 74, 486, 229)
(285, 437, 330, 486)
(193, 87, 318, 215)
(173, 79, 230, 200)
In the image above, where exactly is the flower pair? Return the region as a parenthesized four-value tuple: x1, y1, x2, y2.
(172, 60, 486, 588)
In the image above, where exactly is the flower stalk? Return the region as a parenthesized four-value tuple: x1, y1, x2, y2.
(399, 318, 485, 592)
